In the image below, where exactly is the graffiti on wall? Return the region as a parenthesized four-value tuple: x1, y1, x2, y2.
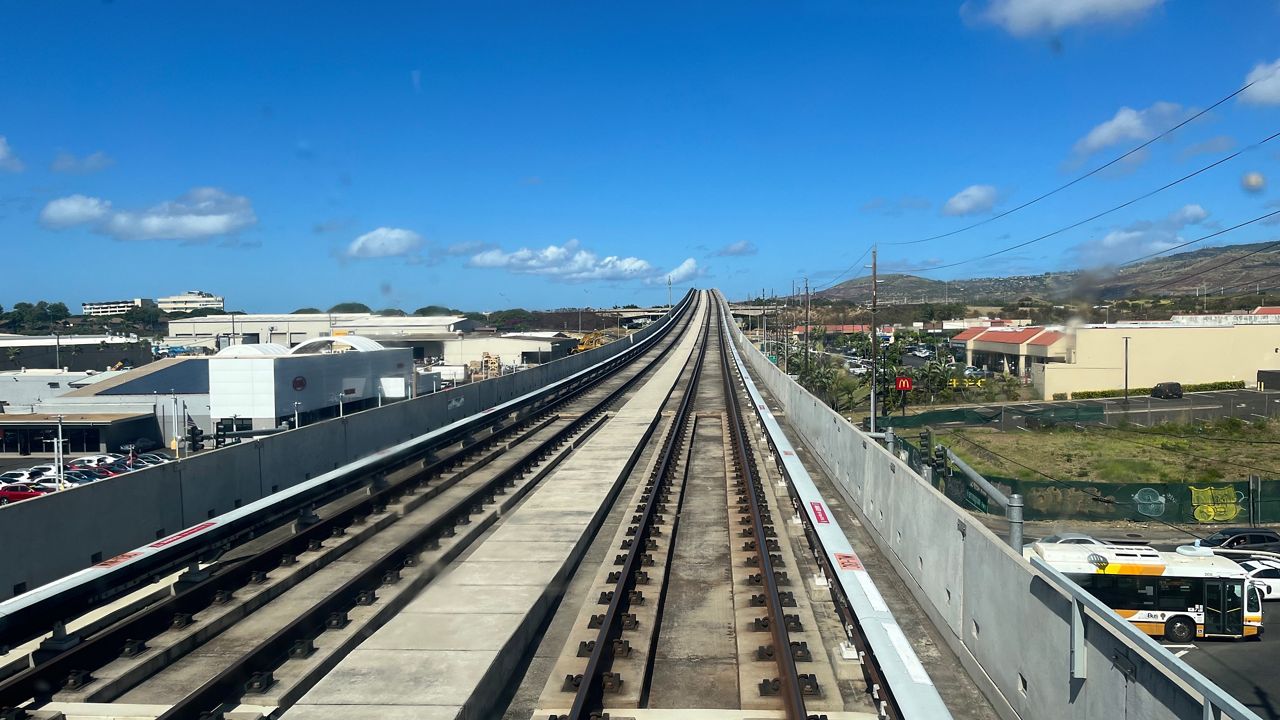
(1132, 487, 1168, 518)
(1189, 485, 1244, 523)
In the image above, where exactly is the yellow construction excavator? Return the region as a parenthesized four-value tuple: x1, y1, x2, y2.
(573, 332, 607, 353)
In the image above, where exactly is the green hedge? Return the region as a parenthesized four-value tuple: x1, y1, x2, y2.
(1068, 380, 1245, 400)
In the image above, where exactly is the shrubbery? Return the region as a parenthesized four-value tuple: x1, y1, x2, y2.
(1066, 380, 1245, 400)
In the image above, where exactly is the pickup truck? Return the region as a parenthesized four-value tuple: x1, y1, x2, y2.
(1194, 527, 1280, 554)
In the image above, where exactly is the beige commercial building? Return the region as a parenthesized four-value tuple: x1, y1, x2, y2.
(950, 326, 1069, 375)
(1033, 323, 1280, 399)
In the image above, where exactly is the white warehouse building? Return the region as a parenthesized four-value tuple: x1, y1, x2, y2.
(209, 336, 413, 430)
(157, 290, 224, 314)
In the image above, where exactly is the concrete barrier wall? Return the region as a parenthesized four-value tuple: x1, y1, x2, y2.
(727, 323, 1210, 719)
(0, 297, 688, 596)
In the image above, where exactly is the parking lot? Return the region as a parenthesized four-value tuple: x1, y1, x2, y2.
(1009, 518, 1280, 718)
(1165, 631, 1280, 719)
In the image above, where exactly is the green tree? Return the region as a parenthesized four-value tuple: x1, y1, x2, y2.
(328, 302, 372, 313)
(376, 308, 407, 316)
(293, 307, 323, 314)
(122, 305, 163, 330)
(413, 305, 460, 316)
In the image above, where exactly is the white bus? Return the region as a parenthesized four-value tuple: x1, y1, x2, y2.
(1030, 543, 1263, 643)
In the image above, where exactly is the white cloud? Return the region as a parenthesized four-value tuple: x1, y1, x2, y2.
(1242, 58, 1280, 106)
(1180, 135, 1234, 159)
(40, 194, 112, 228)
(943, 185, 1000, 216)
(467, 238, 689, 283)
(470, 239, 655, 281)
(1073, 101, 1188, 157)
(1074, 203, 1209, 265)
(346, 227, 424, 258)
(40, 187, 256, 241)
(714, 240, 757, 257)
(0, 136, 24, 172)
(51, 150, 114, 174)
(664, 258, 701, 283)
(968, 0, 1162, 36)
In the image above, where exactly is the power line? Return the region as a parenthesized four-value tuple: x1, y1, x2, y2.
(887, 81, 1257, 247)
(1087, 428, 1280, 476)
(1220, 267, 1280, 295)
(813, 244, 874, 292)
(1119, 206, 1280, 267)
(898, 129, 1280, 274)
(948, 431, 1206, 541)
(1088, 423, 1280, 446)
(1145, 233, 1280, 294)
(948, 431, 1109, 499)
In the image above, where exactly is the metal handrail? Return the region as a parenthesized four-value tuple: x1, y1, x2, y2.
(1029, 556, 1262, 720)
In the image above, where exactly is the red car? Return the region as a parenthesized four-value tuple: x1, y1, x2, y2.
(0, 484, 48, 505)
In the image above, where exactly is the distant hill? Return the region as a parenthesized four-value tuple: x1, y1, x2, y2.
(815, 240, 1280, 303)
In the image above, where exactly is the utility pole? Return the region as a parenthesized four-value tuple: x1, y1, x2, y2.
(1123, 336, 1131, 407)
(804, 277, 811, 375)
(55, 414, 64, 486)
(667, 276, 673, 309)
(869, 247, 879, 433)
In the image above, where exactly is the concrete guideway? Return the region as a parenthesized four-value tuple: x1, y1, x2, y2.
(284, 295, 710, 719)
(716, 295, 953, 719)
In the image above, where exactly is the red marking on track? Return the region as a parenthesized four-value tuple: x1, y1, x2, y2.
(834, 552, 863, 571)
(149, 521, 217, 548)
(810, 501, 829, 524)
(782, 450, 794, 456)
(95, 551, 142, 568)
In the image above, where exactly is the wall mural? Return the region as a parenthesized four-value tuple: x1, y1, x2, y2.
(1189, 485, 1245, 523)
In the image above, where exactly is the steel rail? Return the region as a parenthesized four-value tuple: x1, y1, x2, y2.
(719, 313, 810, 720)
(561, 299, 711, 720)
(715, 290, 948, 719)
(0, 290, 698, 656)
(155, 296, 705, 720)
(0, 296, 701, 714)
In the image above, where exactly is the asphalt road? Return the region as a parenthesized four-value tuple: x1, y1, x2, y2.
(1164, 619, 1280, 719)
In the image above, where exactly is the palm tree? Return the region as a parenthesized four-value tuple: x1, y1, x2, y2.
(921, 360, 951, 403)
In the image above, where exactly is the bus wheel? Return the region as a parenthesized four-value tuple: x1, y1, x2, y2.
(1165, 617, 1194, 644)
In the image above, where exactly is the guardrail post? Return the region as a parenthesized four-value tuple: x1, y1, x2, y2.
(884, 427, 896, 454)
(1071, 598, 1087, 679)
(1007, 493, 1024, 550)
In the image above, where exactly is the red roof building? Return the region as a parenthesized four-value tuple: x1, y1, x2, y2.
(949, 327, 987, 342)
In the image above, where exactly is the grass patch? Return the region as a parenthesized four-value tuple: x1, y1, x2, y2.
(945, 419, 1280, 485)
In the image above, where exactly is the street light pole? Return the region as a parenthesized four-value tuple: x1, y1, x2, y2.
(1123, 336, 1131, 407)
(55, 414, 64, 486)
(293, 401, 301, 429)
(869, 246, 879, 433)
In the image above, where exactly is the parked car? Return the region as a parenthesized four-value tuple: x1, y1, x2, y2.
(27, 464, 71, 477)
(63, 470, 99, 484)
(0, 484, 47, 505)
(71, 454, 119, 467)
(1151, 382, 1184, 399)
(137, 453, 172, 464)
(1239, 559, 1280, 600)
(1194, 528, 1280, 553)
(1023, 532, 1104, 553)
(0, 470, 38, 483)
(963, 366, 983, 378)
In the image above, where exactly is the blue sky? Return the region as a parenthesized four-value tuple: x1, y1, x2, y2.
(1, 1, 1279, 312)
